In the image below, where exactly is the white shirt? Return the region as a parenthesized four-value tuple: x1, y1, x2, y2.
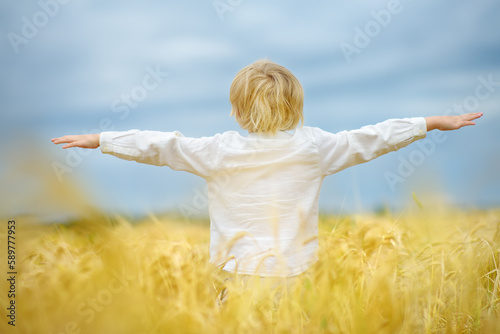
(100, 117, 427, 277)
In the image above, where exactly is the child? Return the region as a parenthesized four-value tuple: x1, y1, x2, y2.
(52, 59, 482, 278)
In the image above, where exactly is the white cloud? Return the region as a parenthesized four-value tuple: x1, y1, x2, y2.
(151, 37, 236, 65)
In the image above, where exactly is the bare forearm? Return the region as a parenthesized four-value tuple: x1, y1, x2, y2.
(425, 112, 483, 131)
(425, 116, 441, 131)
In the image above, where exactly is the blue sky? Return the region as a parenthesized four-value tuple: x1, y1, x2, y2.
(1, 0, 499, 220)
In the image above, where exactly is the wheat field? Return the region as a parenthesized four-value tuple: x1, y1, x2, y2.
(1, 205, 499, 334)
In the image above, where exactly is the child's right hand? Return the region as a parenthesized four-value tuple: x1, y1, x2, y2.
(425, 112, 483, 131)
(51, 134, 100, 149)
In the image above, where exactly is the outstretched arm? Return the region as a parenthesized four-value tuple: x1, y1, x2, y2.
(52, 130, 221, 177)
(317, 112, 483, 176)
(425, 112, 483, 131)
(51, 134, 100, 149)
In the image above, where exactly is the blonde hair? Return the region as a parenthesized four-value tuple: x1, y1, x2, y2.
(229, 59, 304, 134)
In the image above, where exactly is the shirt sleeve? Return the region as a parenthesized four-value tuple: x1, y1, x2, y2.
(99, 130, 221, 178)
(314, 117, 427, 176)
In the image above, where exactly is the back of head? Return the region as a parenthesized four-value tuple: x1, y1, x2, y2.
(229, 59, 304, 134)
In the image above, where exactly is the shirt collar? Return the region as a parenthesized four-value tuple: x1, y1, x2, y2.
(247, 131, 294, 140)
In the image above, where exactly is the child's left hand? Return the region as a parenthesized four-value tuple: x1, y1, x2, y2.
(51, 134, 100, 149)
